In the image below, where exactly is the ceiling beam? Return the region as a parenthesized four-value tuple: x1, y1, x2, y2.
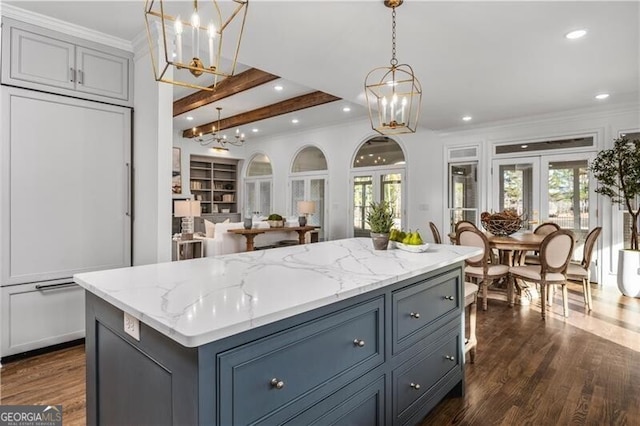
(173, 68, 279, 117)
(183, 91, 341, 138)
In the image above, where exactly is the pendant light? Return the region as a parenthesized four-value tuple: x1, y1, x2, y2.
(365, 0, 422, 134)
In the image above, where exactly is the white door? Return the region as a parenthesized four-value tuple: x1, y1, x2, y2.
(291, 177, 327, 240)
(245, 179, 272, 217)
(492, 152, 597, 277)
(351, 169, 405, 237)
(491, 156, 541, 222)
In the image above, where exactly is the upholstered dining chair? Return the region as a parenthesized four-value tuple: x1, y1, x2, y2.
(455, 220, 477, 232)
(509, 229, 575, 319)
(456, 227, 510, 311)
(464, 281, 479, 363)
(429, 221, 442, 244)
(521, 222, 561, 265)
(566, 227, 602, 311)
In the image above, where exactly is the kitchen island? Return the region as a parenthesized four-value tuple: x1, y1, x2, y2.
(75, 238, 481, 425)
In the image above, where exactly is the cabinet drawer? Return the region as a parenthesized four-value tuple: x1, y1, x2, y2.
(393, 329, 460, 422)
(392, 269, 460, 354)
(1, 281, 85, 357)
(284, 375, 385, 426)
(218, 297, 384, 425)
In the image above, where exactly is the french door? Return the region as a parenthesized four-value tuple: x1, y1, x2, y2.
(245, 178, 272, 217)
(492, 152, 596, 258)
(291, 177, 327, 240)
(351, 169, 405, 237)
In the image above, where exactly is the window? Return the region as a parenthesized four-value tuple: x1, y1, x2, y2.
(352, 137, 406, 237)
(245, 154, 272, 216)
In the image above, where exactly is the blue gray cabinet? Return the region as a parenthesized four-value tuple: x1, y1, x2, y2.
(85, 262, 465, 425)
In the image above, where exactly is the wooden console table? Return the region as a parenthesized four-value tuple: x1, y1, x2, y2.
(228, 225, 318, 251)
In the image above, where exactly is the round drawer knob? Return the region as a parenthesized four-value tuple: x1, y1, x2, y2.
(353, 339, 365, 347)
(445, 355, 455, 362)
(270, 378, 285, 389)
(444, 295, 455, 301)
(410, 312, 421, 319)
(410, 382, 421, 390)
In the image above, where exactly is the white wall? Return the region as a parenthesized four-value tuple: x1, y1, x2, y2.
(132, 26, 173, 265)
(437, 103, 640, 287)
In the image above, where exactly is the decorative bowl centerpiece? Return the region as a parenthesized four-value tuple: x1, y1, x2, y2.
(267, 214, 284, 228)
(480, 210, 525, 236)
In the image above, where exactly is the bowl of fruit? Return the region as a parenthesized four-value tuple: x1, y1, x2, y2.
(389, 229, 430, 253)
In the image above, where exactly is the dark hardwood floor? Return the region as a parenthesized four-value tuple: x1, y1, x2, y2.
(1, 281, 639, 425)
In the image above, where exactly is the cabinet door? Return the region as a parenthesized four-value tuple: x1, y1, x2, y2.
(1, 281, 85, 357)
(1, 87, 132, 285)
(7, 25, 75, 90)
(75, 46, 130, 101)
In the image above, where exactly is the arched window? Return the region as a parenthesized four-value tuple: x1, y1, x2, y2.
(247, 154, 273, 176)
(351, 136, 406, 237)
(292, 146, 328, 172)
(353, 136, 405, 168)
(290, 146, 328, 240)
(245, 154, 273, 217)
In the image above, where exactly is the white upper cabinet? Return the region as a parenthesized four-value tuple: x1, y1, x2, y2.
(2, 17, 133, 106)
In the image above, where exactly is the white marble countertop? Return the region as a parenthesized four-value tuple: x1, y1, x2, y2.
(74, 238, 481, 347)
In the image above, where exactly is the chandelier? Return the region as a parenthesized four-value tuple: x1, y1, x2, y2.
(192, 107, 246, 147)
(364, 0, 422, 134)
(144, 0, 249, 92)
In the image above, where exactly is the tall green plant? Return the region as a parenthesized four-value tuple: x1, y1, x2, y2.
(590, 137, 640, 250)
(366, 200, 395, 233)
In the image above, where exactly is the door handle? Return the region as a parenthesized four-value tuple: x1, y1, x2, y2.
(125, 162, 131, 217)
(35, 282, 77, 291)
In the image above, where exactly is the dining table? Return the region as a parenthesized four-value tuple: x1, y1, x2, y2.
(487, 232, 545, 266)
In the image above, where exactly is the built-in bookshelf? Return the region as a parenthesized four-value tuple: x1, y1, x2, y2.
(190, 156, 239, 216)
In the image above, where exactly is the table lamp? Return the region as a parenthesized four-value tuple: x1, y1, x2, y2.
(297, 200, 316, 227)
(174, 200, 201, 240)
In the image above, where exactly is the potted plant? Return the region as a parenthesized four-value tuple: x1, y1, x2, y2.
(267, 213, 284, 228)
(365, 200, 395, 250)
(590, 136, 640, 296)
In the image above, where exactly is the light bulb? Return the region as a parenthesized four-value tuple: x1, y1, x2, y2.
(190, 11, 200, 28)
(207, 23, 216, 39)
(174, 16, 183, 34)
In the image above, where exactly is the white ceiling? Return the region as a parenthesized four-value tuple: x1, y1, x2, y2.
(6, 1, 640, 136)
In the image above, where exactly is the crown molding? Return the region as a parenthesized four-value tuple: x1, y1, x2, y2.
(437, 101, 640, 138)
(1, 4, 133, 52)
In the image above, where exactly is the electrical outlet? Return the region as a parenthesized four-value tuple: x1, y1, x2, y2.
(124, 312, 140, 341)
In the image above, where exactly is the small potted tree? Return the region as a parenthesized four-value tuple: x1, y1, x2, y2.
(366, 200, 395, 250)
(590, 136, 640, 296)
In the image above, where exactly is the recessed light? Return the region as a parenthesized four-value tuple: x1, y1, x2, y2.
(595, 93, 610, 100)
(274, 85, 284, 91)
(565, 29, 587, 40)
(291, 119, 299, 124)
(252, 128, 259, 133)
(343, 106, 351, 112)
(521, 144, 529, 149)
(462, 116, 472, 121)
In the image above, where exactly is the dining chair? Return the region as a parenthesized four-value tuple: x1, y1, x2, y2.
(429, 221, 442, 244)
(509, 229, 575, 319)
(455, 220, 477, 231)
(464, 281, 479, 363)
(566, 226, 602, 311)
(521, 222, 561, 265)
(456, 227, 510, 311)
